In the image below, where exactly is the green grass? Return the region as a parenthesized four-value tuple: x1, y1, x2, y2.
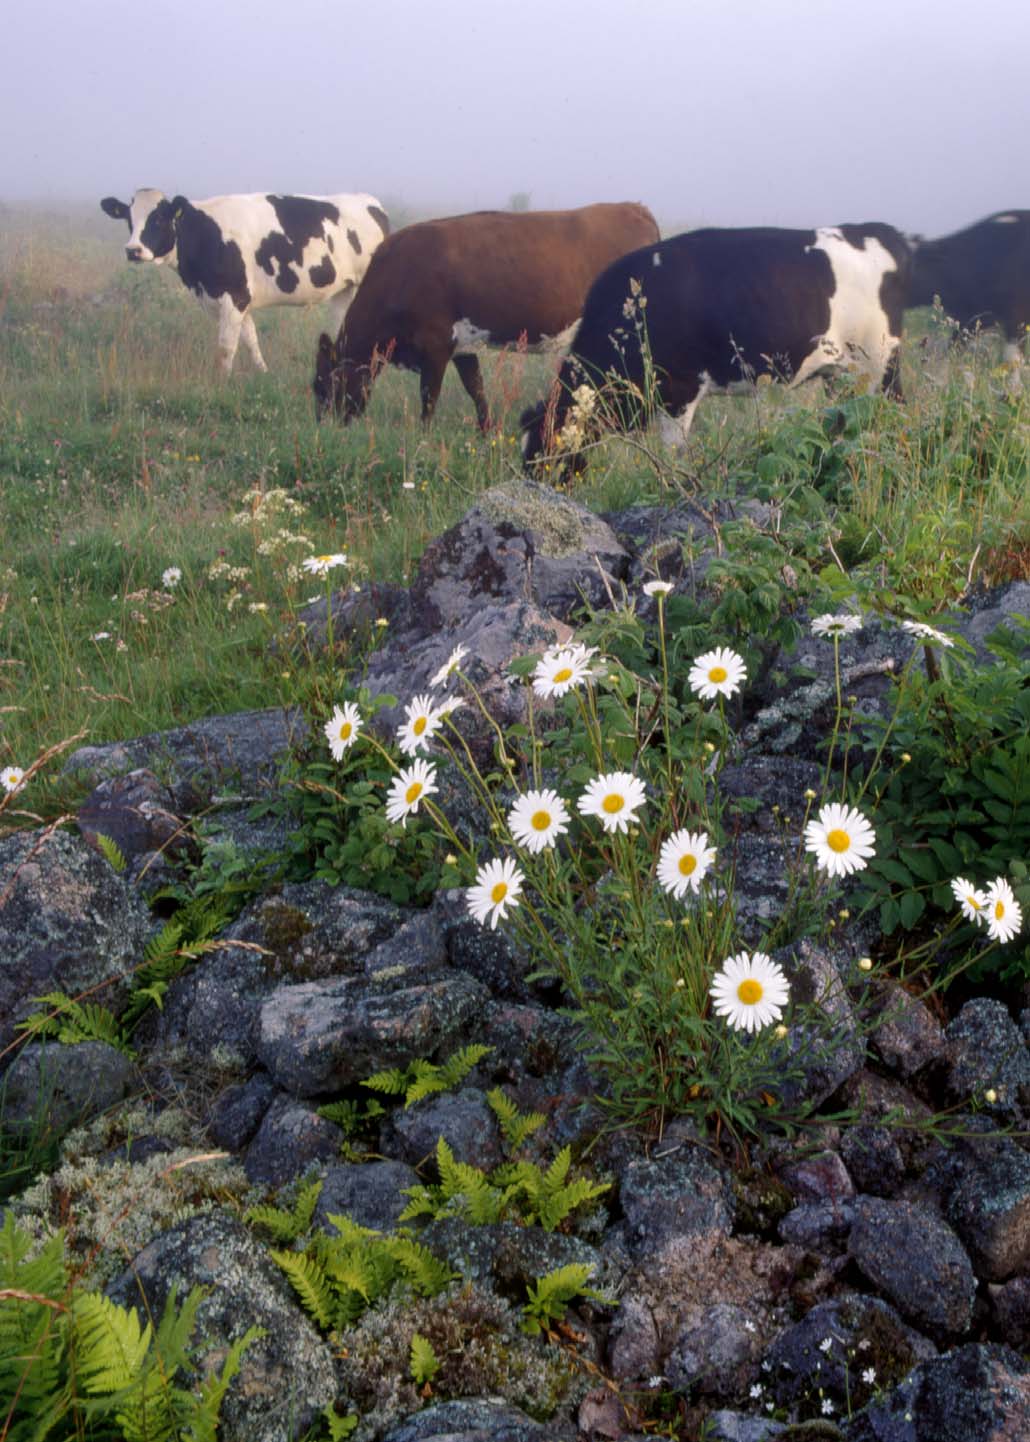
(1, 206, 1028, 809)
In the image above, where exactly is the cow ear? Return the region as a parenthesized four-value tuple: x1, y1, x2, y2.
(168, 195, 189, 221)
(100, 196, 130, 221)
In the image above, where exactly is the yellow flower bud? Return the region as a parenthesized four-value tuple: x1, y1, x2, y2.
(858, 957, 873, 972)
(985, 1088, 998, 1104)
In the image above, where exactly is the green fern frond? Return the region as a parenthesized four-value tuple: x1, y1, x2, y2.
(94, 832, 128, 873)
(437, 1044, 492, 1088)
(71, 1291, 152, 1394)
(245, 1180, 322, 1242)
(386, 1237, 456, 1297)
(535, 1176, 611, 1231)
(521, 1262, 609, 1336)
(409, 1332, 440, 1385)
(182, 1322, 264, 1442)
(361, 1065, 409, 1096)
(487, 1087, 546, 1150)
(321, 1405, 360, 1439)
(541, 1146, 572, 1193)
(269, 1249, 334, 1329)
(16, 993, 132, 1055)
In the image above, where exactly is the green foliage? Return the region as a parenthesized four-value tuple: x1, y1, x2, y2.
(363, 1045, 492, 1108)
(409, 1332, 441, 1386)
(16, 991, 133, 1055)
(486, 1088, 546, 1150)
(93, 831, 128, 873)
(246, 1178, 324, 1243)
(0, 1211, 261, 1441)
(315, 1095, 386, 1140)
(399, 1137, 609, 1232)
(520, 1262, 611, 1336)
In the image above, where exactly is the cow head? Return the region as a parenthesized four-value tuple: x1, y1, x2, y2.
(313, 334, 343, 420)
(313, 334, 375, 423)
(100, 189, 180, 264)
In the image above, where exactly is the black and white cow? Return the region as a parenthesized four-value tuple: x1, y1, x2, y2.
(908, 211, 1030, 361)
(521, 222, 910, 475)
(101, 189, 390, 372)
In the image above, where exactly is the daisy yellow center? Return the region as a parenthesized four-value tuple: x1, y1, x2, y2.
(995, 900, 1006, 919)
(531, 810, 551, 831)
(737, 979, 764, 1005)
(405, 781, 423, 804)
(708, 666, 728, 683)
(968, 894, 982, 910)
(339, 722, 352, 740)
(678, 854, 698, 875)
(317, 555, 331, 564)
(602, 794, 625, 814)
(491, 881, 509, 904)
(827, 829, 851, 853)
(552, 666, 573, 684)
(413, 716, 427, 735)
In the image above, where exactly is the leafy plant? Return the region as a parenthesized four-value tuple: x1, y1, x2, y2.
(363, 1045, 492, 1109)
(409, 1332, 441, 1386)
(486, 1088, 546, 1151)
(16, 992, 133, 1055)
(245, 1178, 324, 1243)
(520, 1262, 611, 1336)
(93, 831, 128, 874)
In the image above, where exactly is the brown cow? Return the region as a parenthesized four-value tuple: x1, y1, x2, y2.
(313, 202, 660, 428)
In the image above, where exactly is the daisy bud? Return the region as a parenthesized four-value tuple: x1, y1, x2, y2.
(839, 909, 850, 920)
(858, 957, 873, 972)
(900, 753, 911, 764)
(444, 853, 457, 865)
(774, 1024, 789, 1039)
(985, 1088, 998, 1103)
(804, 789, 817, 800)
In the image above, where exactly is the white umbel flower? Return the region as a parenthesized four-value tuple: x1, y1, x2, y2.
(901, 619, 955, 648)
(656, 829, 716, 898)
(507, 788, 571, 853)
(467, 856, 525, 929)
(804, 802, 876, 878)
(986, 877, 1023, 944)
(324, 702, 362, 759)
(951, 876, 989, 925)
(709, 951, 790, 1032)
(430, 643, 470, 689)
(532, 645, 595, 699)
(577, 771, 647, 834)
(385, 759, 438, 825)
(1, 766, 25, 794)
(302, 552, 348, 577)
(397, 694, 444, 756)
(688, 647, 747, 700)
(811, 613, 863, 638)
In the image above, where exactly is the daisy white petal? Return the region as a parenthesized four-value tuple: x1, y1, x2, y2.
(985, 877, 1023, 944)
(385, 759, 438, 826)
(643, 580, 674, 597)
(430, 643, 470, 689)
(811, 613, 863, 638)
(161, 566, 182, 589)
(302, 552, 348, 577)
(532, 646, 594, 699)
(434, 695, 465, 718)
(951, 876, 989, 925)
(901, 619, 955, 648)
(803, 802, 876, 878)
(577, 771, 648, 834)
(656, 829, 716, 898)
(508, 788, 571, 853)
(709, 951, 790, 1032)
(324, 702, 362, 760)
(1, 766, 25, 794)
(397, 693, 445, 756)
(467, 856, 525, 929)
(688, 647, 747, 701)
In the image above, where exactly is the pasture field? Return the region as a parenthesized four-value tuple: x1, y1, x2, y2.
(1, 204, 1028, 803)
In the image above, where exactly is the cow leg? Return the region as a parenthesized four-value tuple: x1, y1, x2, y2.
(240, 314, 268, 373)
(659, 375, 711, 447)
(216, 301, 246, 375)
(452, 354, 491, 431)
(881, 347, 903, 401)
(418, 352, 448, 424)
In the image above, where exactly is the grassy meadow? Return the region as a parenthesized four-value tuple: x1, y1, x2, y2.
(1, 203, 1029, 811)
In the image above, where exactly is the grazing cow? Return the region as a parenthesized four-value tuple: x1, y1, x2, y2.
(908, 211, 1030, 361)
(521, 223, 910, 476)
(101, 189, 389, 373)
(313, 202, 660, 428)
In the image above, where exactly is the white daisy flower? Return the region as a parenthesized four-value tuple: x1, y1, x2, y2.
(384, 759, 438, 825)
(811, 613, 863, 638)
(508, 788, 571, 853)
(161, 566, 182, 589)
(324, 702, 362, 759)
(434, 694, 465, 719)
(302, 552, 348, 577)
(656, 829, 716, 898)
(901, 619, 955, 648)
(643, 580, 674, 597)
(397, 694, 445, 756)
(532, 645, 595, 699)
(429, 643, 470, 689)
(577, 771, 648, 834)
(951, 876, 989, 925)
(804, 802, 876, 877)
(466, 855, 525, 929)
(688, 647, 747, 701)
(1, 766, 25, 794)
(986, 877, 1023, 944)
(91, 631, 112, 641)
(709, 951, 790, 1033)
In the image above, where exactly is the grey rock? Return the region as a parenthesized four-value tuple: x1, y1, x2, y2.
(718, 754, 824, 829)
(871, 984, 945, 1079)
(313, 1160, 419, 1232)
(207, 1072, 276, 1151)
(666, 1301, 761, 1397)
(298, 576, 413, 651)
(380, 1398, 570, 1442)
(383, 1087, 504, 1171)
(778, 1199, 857, 1249)
(780, 1151, 855, 1206)
(64, 706, 308, 813)
(838, 1071, 937, 1187)
(934, 1133, 1030, 1281)
(987, 1275, 1030, 1348)
(841, 1125, 908, 1197)
(76, 768, 189, 864)
(365, 910, 448, 979)
(848, 1197, 976, 1335)
(939, 997, 1030, 1121)
(607, 1294, 660, 1381)
(619, 1148, 734, 1253)
(418, 1218, 600, 1295)
(730, 832, 796, 947)
(0, 828, 152, 1067)
(434, 890, 541, 1001)
(476, 1001, 581, 1082)
(958, 580, 1030, 663)
(244, 1094, 344, 1186)
(775, 939, 864, 1107)
(843, 1342, 1030, 1442)
(1, 1040, 138, 1135)
(706, 1413, 786, 1442)
(107, 1211, 335, 1442)
(258, 969, 489, 1097)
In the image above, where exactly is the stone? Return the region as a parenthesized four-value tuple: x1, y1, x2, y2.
(932, 1133, 1030, 1282)
(778, 1200, 856, 1249)
(382, 1087, 504, 1172)
(313, 1160, 420, 1232)
(848, 1197, 976, 1335)
(619, 1148, 734, 1253)
(843, 1342, 1030, 1442)
(775, 939, 864, 1108)
(207, 1072, 276, 1151)
(939, 998, 1030, 1121)
(779, 1151, 855, 1206)
(379, 1398, 572, 1441)
(76, 768, 189, 864)
(607, 1295, 660, 1381)
(666, 1301, 762, 1398)
(871, 984, 945, 1079)
(1, 1040, 138, 1135)
(840, 1125, 907, 1198)
(987, 1276, 1030, 1348)
(706, 1414, 786, 1442)
(244, 1094, 344, 1186)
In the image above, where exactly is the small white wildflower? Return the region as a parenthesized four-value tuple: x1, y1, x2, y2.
(811, 613, 862, 638)
(951, 876, 989, 924)
(577, 771, 648, 834)
(656, 829, 716, 898)
(430, 643, 470, 689)
(324, 703, 362, 759)
(302, 552, 347, 577)
(821, 1398, 834, 1415)
(384, 759, 438, 825)
(643, 579, 674, 597)
(750, 1383, 763, 1398)
(466, 856, 525, 930)
(397, 694, 445, 756)
(688, 646, 747, 700)
(709, 952, 790, 1033)
(819, 1337, 833, 1354)
(985, 877, 1023, 944)
(161, 566, 182, 589)
(804, 803, 876, 878)
(901, 619, 955, 648)
(508, 789, 571, 854)
(1, 766, 25, 794)
(862, 1367, 876, 1385)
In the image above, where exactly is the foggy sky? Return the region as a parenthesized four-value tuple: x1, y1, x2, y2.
(4, 0, 1027, 235)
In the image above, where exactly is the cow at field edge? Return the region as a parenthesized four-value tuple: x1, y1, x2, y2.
(101, 190, 390, 373)
(313, 202, 660, 429)
(520, 223, 910, 476)
(908, 211, 1030, 361)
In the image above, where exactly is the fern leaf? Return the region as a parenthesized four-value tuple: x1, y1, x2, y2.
(437, 1044, 491, 1088)
(536, 1176, 610, 1231)
(321, 1405, 360, 1439)
(94, 832, 128, 873)
(71, 1291, 152, 1394)
(409, 1332, 440, 1385)
(486, 1087, 545, 1149)
(403, 1070, 446, 1108)
(183, 1323, 264, 1442)
(362, 1066, 410, 1096)
(541, 1146, 572, 1194)
(269, 1250, 333, 1329)
(321, 1249, 374, 1301)
(387, 1237, 456, 1297)
(245, 1204, 304, 1243)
